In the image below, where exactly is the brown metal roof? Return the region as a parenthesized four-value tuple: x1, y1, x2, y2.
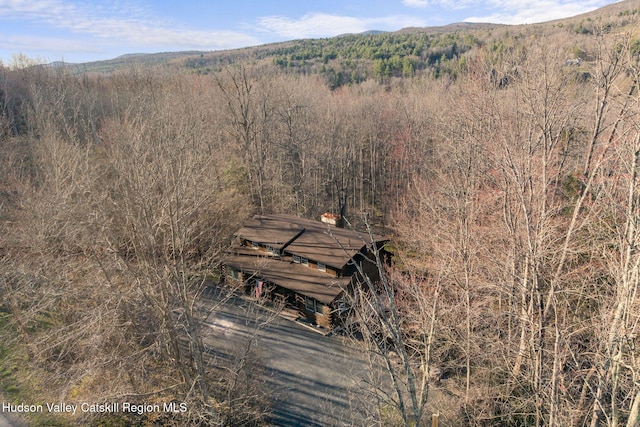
(283, 221, 368, 269)
(237, 214, 380, 269)
(235, 215, 305, 250)
(225, 214, 388, 303)
(224, 252, 351, 303)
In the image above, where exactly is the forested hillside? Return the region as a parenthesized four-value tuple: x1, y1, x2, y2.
(2, 1, 640, 425)
(180, 1, 640, 87)
(185, 28, 484, 87)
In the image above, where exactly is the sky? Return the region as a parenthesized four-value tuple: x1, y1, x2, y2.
(0, 0, 622, 65)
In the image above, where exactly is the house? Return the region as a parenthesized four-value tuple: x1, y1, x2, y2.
(222, 214, 388, 329)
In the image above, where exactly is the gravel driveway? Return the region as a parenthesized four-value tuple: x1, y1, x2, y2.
(201, 290, 372, 426)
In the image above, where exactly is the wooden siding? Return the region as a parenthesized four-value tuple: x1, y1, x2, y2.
(223, 214, 390, 331)
(297, 294, 334, 329)
(315, 303, 333, 329)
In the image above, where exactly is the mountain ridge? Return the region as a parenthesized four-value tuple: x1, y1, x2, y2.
(58, 0, 640, 77)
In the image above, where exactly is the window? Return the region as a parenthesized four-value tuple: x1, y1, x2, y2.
(230, 269, 239, 280)
(251, 241, 259, 249)
(293, 255, 308, 265)
(305, 296, 315, 311)
(304, 296, 325, 315)
(317, 262, 326, 272)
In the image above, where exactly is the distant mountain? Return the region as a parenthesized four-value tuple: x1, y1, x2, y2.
(59, 0, 640, 79)
(47, 61, 75, 68)
(55, 51, 209, 74)
(337, 30, 388, 37)
(396, 21, 501, 34)
(113, 53, 149, 60)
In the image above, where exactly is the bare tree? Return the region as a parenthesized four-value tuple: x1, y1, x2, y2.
(340, 221, 440, 426)
(0, 67, 267, 424)
(87, 75, 253, 422)
(584, 35, 640, 427)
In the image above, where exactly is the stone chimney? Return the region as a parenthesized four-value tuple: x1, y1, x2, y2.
(321, 212, 343, 227)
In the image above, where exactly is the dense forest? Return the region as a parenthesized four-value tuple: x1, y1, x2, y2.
(2, 1, 640, 426)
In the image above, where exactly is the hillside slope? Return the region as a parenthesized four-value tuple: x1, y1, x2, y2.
(67, 0, 640, 84)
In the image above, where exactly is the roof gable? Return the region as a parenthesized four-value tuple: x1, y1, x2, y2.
(226, 214, 388, 304)
(284, 221, 367, 269)
(239, 214, 371, 269)
(224, 253, 350, 303)
(235, 215, 305, 250)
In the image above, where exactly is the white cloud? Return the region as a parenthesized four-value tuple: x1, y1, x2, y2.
(402, 0, 430, 8)
(256, 12, 427, 38)
(401, 0, 613, 22)
(0, 34, 102, 55)
(256, 13, 367, 38)
(0, 0, 259, 50)
(464, 0, 607, 24)
(402, 0, 477, 8)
